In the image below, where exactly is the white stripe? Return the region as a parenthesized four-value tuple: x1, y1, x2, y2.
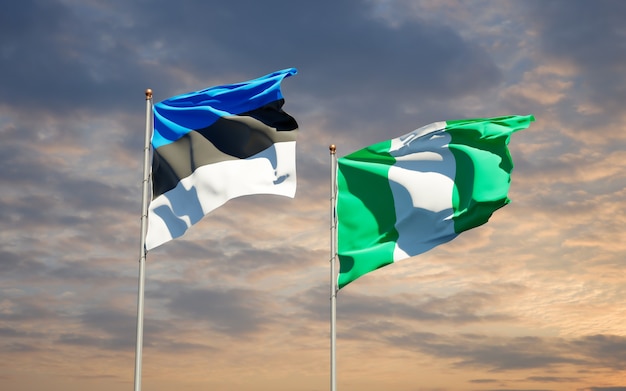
(387, 122, 457, 260)
(145, 141, 296, 250)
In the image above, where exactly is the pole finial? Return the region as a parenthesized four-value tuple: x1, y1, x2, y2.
(329, 144, 336, 154)
(145, 89, 153, 99)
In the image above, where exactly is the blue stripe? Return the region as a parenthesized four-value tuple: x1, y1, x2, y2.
(152, 68, 297, 149)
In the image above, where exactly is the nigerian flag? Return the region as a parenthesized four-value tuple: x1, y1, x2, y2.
(336, 115, 534, 289)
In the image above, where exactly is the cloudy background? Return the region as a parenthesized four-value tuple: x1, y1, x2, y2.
(1, 1, 625, 390)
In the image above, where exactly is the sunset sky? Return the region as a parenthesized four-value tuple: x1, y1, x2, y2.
(1, 1, 626, 391)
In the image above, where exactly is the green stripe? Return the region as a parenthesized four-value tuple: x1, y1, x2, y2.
(447, 115, 534, 233)
(337, 140, 397, 289)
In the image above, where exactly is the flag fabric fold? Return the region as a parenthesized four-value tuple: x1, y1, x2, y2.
(146, 68, 298, 250)
(336, 115, 534, 288)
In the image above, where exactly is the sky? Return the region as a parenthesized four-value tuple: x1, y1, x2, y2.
(1, 1, 625, 390)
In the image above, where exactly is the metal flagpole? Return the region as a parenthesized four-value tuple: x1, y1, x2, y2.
(134, 88, 153, 391)
(329, 144, 338, 391)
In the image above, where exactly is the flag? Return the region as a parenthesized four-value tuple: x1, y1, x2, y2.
(146, 68, 298, 250)
(336, 115, 534, 288)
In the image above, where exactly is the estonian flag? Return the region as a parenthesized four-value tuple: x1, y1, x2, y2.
(146, 68, 298, 250)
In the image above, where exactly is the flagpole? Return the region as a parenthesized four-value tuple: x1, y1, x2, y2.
(134, 88, 153, 391)
(329, 144, 338, 391)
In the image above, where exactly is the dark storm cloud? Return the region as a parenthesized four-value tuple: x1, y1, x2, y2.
(385, 332, 626, 373)
(291, 285, 513, 329)
(151, 235, 227, 261)
(525, 376, 580, 383)
(54, 308, 141, 351)
(0, 326, 46, 341)
(131, 0, 502, 135)
(0, 296, 57, 322)
(49, 261, 123, 281)
(0, 0, 501, 125)
(478, 389, 551, 391)
(0, 132, 61, 185)
(53, 305, 212, 353)
(523, 0, 626, 71)
(150, 223, 325, 279)
(469, 378, 500, 384)
(0, 186, 134, 246)
(201, 235, 321, 276)
(283, 283, 328, 324)
(338, 290, 512, 324)
(477, 389, 550, 391)
(0, 256, 143, 354)
(0, 122, 137, 236)
(136, 0, 500, 95)
(0, 0, 165, 113)
(164, 285, 273, 335)
(0, 242, 133, 288)
(0, 342, 43, 353)
(0, 248, 57, 282)
(55, 306, 214, 353)
(573, 334, 626, 370)
(389, 332, 582, 370)
(521, 0, 626, 116)
(57, 333, 128, 350)
(0, 250, 30, 273)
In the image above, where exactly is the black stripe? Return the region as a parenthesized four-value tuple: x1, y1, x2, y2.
(151, 100, 298, 199)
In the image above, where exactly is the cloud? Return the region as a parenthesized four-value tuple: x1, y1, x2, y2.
(521, 0, 626, 119)
(385, 332, 626, 373)
(582, 388, 626, 391)
(336, 289, 513, 325)
(0, 0, 502, 135)
(163, 285, 273, 335)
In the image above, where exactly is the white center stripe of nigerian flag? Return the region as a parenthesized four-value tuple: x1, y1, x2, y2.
(388, 121, 456, 260)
